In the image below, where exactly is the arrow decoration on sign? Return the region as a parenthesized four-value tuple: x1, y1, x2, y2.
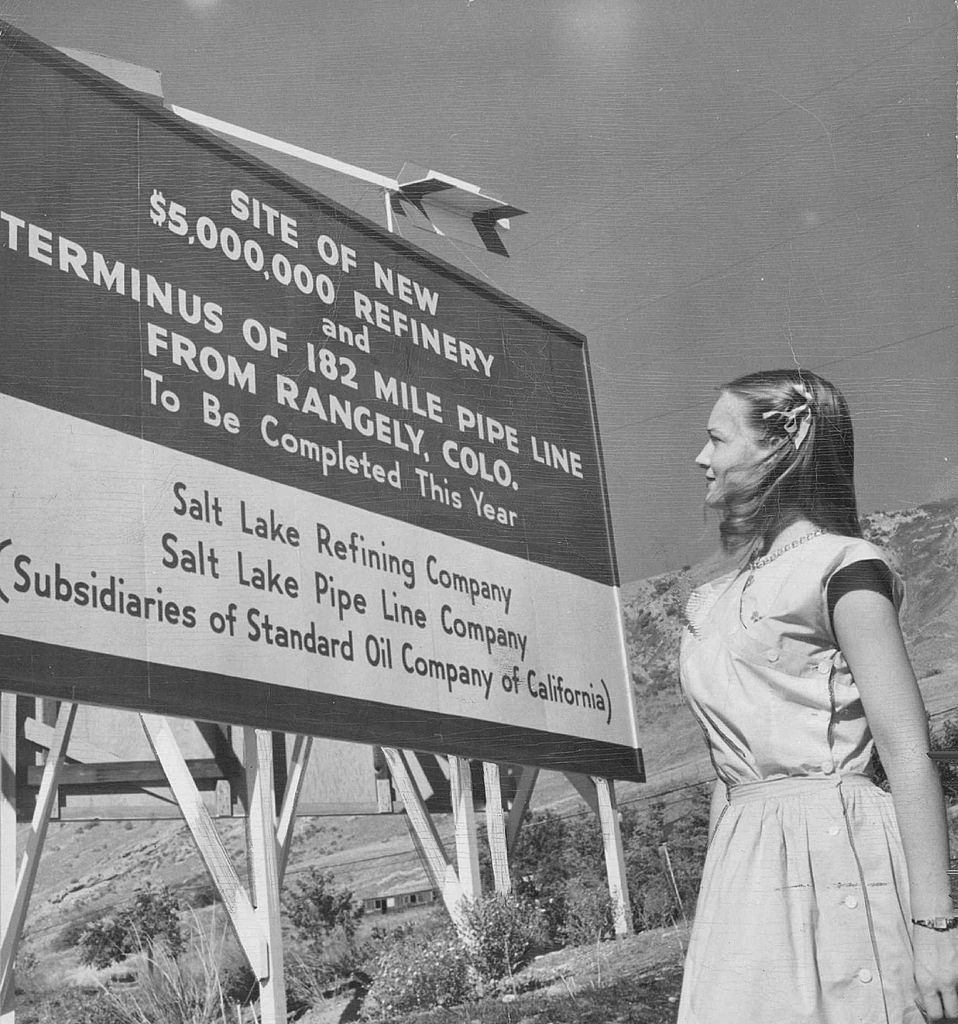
(392, 165, 526, 257)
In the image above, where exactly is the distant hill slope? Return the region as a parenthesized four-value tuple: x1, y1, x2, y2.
(622, 497, 958, 728)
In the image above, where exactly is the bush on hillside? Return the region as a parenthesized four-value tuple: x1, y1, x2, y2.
(362, 929, 473, 1019)
(510, 809, 607, 942)
(280, 868, 371, 1002)
(460, 892, 544, 981)
(558, 878, 616, 946)
(621, 788, 710, 931)
(284, 868, 364, 942)
(508, 796, 710, 943)
(74, 885, 184, 969)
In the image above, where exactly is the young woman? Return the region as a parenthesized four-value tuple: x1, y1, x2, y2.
(678, 369, 958, 1023)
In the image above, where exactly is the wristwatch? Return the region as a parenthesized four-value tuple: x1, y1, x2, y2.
(911, 916, 958, 932)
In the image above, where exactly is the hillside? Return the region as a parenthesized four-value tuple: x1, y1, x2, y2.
(13, 498, 958, 989)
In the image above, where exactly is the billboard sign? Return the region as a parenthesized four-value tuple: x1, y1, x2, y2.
(0, 24, 642, 781)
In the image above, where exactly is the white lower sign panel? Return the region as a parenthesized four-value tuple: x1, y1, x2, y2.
(0, 397, 641, 779)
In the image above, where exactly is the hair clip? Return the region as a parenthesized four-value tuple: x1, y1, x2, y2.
(762, 383, 814, 449)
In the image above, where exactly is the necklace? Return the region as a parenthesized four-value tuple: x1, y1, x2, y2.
(743, 529, 826, 589)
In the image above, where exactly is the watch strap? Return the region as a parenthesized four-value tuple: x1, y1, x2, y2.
(911, 916, 958, 932)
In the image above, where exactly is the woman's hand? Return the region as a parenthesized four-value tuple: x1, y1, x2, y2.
(913, 927, 958, 1021)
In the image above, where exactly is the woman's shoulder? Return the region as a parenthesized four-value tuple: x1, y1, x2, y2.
(813, 533, 900, 577)
(804, 533, 904, 612)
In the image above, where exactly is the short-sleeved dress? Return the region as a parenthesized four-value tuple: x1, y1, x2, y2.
(677, 534, 921, 1024)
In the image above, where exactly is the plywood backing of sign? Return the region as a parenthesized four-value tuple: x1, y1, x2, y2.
(15, 698, 384, 820)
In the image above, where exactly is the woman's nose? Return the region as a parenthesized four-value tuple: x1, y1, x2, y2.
(695, 443, 710, 468)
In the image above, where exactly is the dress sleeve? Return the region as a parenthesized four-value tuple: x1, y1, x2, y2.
(820, 539, 905, 642)
(826, 560, 897, 635)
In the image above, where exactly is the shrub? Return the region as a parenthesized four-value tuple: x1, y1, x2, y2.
(284, 868, 364, 942)
(558, 879, 615, 946)
(621, 789, 710, 931)
(511, 810, 573, 901)
(460, 893, 543, 981)
(75, 885, 184, 969)
(362, 929, 473, 1019)
(281, 870, 371, 1000)
(283, 923, 372, 1006)
(128, 886, 185, 959)
(76, 914, 130, 970)
(510, 810, 607, 943)
(507, 790, 710, 946)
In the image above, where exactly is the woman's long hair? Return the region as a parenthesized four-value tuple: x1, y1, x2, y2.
(718, 369, 862, 556)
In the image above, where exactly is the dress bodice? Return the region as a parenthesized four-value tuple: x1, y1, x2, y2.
(679, 534, 903, 787)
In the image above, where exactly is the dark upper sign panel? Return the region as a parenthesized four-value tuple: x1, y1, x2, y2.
(0, 23, 619, 589)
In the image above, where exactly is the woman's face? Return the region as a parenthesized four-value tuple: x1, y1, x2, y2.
(696, 391, 769, 507)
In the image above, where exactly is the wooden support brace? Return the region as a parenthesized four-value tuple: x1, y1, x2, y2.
(483, 762, 511, 893)
(140, 714, 267, 977)
(380, 747, 465, 927)
(449, 757, 480, 903)
(403, 750, 435, 802)
(243, 728, 286, 1024)
(276, 734, 312, 885)
(0, 700, 76, 1012)
(376, 775, 394, 813)
(594, 777, 633, 937)
(24, 758, 228, 788)
(22, 717, 175, 807)
(505, 766, 539, 857)
(1, 693, 19, 1024)
(563, 771, 601, 817)
(0, 695, 16, 933)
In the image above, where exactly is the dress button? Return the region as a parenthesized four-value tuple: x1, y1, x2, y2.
(818, 661, 831, 674)
(819, 760, 834, 773)
(828, 826, 841, 836)
(844, 895, 859, 909)
(766, 650, 780, 663)
(858, 968, 873, 984)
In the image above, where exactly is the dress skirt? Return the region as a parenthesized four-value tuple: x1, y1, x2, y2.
(677, 774, 921, 1024)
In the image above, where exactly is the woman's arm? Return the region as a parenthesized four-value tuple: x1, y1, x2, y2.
(834, 587, 958, 1021)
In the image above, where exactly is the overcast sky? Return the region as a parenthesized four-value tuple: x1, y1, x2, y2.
(3, 0, 955, 580)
